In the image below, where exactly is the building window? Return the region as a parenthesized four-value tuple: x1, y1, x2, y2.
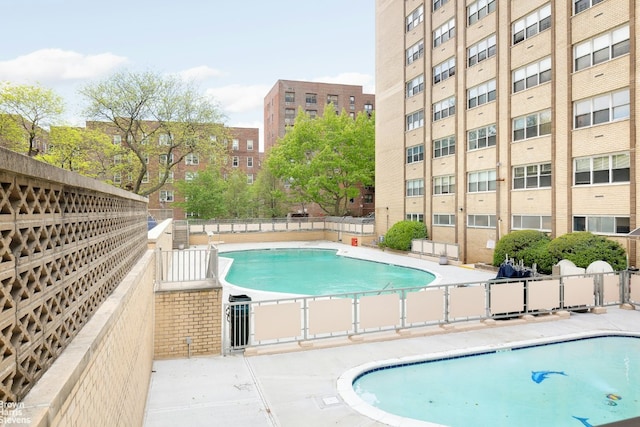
(574, 89, 630, 128)
(574, 26, 629, 71)
(512, 215, 552, 231)
(574, 153, 630, 185)
(574, 215, 630, 234)
(406, 179, 424, 197)
(285, 91, 295, 103)
(232, 139, 239, 150)
(406, 110, 425, 131)
(434, 18, 455, 47)
(113, 173, 122, 184)
(143, 154, 149, 164)
(285, 108, 296, 120)
(433, 0, 449, 12)
(363, 194, 374, 204)
(513, 4, 551, 45)
(327, 94, 338, 106)
(468, 34, 496, 67)
(247, 157, 253, 167)
(513, 110, 551, 141)
(433, 136, 455, 158)
(142, 172, 149, 183)
(513, 163, 552, 189)
(159, 134, 171, 146)
(406, 5, 424, 32)
(468, 170, 496, 192)
(185, 153, 199, 165)
(112, 135, 121, 145)
(113, 154, 122, 165)
(406, 213, 425, 222)
(159, 153, 174, 165)
(306, 110, 317, 118)
(247, 140, 254, 151)
(467, 80, 496, 109)
(407, 40, 425, 65)
(434, 175, 455, 195)
(185, 172, 197, 182)
(468, 214, 497, 228)
(433, 57, 455, 84)
(406, 75, 425, 98)
(159, 190, 174, 203)
(406, 145, 424, 164)
(305, 93, 317, 105)
(467, 124, 496, 150)
(468, 0, 496, 25)
(574, 0, 605, 15)
(160, 171, 174, 183)
(433, 213, 455, 226)
(364, 103, 374, 113)
(247, 174, 254, 185)
(232, 156, 239, 167)
(513, 57, 551, 92)
(433, 96, 456, 121)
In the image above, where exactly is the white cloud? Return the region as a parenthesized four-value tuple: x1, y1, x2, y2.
(205, 83, 270, 114)
(0, 49, 128, 84)
(176, 65, 226, 82)
(311, 72, 375, 94)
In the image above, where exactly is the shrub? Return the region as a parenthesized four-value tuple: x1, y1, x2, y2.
(381, 221, 428, 251)
(492, 230, 551, 268)
(544, 231, 627, 272)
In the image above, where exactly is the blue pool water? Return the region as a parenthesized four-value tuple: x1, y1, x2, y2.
(222, 248, 435, 295)
(353, 336, 640, 427)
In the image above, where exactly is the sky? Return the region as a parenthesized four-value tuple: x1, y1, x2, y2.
(0, 0, 375, 151)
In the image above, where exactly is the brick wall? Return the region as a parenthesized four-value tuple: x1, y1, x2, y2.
(154, 284, 223, 359)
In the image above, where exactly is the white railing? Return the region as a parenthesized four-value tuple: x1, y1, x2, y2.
(156, 246, 219, 285)
(411, 239, 460, 260)
(224, 270, 635, 353)
(187, 216, 375, 236)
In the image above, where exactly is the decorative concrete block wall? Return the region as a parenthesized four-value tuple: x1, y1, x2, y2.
(0, 147, 148, 401)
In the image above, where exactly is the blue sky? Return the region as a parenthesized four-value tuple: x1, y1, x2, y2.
(0, 0, 375, 150)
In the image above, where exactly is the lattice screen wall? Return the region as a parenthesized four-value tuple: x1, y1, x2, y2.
(0, 154, 147, 401)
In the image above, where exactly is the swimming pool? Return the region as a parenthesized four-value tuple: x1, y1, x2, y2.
(342, 335, 640, 427)
(221, 248, 436, 295)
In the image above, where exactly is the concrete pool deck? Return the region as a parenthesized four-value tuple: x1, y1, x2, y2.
(143, 242, 640, 427)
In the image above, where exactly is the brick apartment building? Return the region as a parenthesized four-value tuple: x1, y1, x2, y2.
(264, 80, 376, 217)
(375, 0, 639, 265)
(86, 121, 260, 219)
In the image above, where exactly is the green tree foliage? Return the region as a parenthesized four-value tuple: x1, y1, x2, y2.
(0, 83, 64, 156)
(80, 70, 228, 196)
(381, 220, 428, 251)
(0, 114, 27, 153)
(542, 231, 627, 273)
(266, 107, 375, 216)
(37, 126, 116, 178)
(250, 166, 289, 218)
(173, 168, 227, 219)
(492, 230, 551, 267)
(224, 169, 252, 218)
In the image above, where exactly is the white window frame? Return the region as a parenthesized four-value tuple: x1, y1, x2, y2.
(512, 215, 552, 231)
(574, 0, 605, 15)
(468, 0, 496, 25)
(159, 134, 171, 146)
(467, 34, 496, 67)
(513, 163, 552, 189)
(406, 40, 425, 65)
(185, 153, 200, 165)
(247, 157, 253, 167)
(574, 89, 630, 129)
(406, 75, 425, 98)
(574, 153, 630, 185)
(467, 80, 496, 109)
(468, 170, 496, 192)
(433, 0, 449, 12)
(513, 4, 551, 45)
(513, 57, 551, 93)
(406, 179, 425, 197)
(433, 213, 455, 226)
(112, 135, 121, 145)
(247, 140, 254, 151)
(433, 136, 455, 158)
(406, 5, 424, 32)
(573, 215, 630, 234)
(513, 110, 551, 141)
(467, 124, 496, 150)
(433, 175, 455, 195)
(406, 145, 424, 164)
(159, 153, 174, 165)
(467, 214, 497, 228)
(232, 139, 239, 150)
(232, 156, 239, 167)
(159, 190, 174, 203)
(433, 57, 456, 84)
(433, 97, 456, 121)
(434, 18, 455, 47)
(574, 26, 629, 71)
(185, 172, 197, 182)
(406, 110, 425, 131)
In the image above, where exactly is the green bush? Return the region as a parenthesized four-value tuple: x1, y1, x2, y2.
(544, 231, 627, 273)
(492, 230, 551, 268)
(381, 220, 428, 251)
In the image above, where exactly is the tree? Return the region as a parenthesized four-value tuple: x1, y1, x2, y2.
(0, 114, 27, 153)
(173, 168, 228, 219)
(224, 169, 252, 218)
(250, 166, 289, 218)
(0, 83, 64, 156)
(37, 126, 117, 178)
(79, 70, 229, 196)
(266, 107, 375, 216)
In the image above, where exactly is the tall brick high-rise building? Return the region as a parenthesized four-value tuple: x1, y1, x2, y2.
(264, 80, 376, 216)
(375, 0, 638, 265)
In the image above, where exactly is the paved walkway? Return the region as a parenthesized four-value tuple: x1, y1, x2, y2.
(144, 242, 640, 426)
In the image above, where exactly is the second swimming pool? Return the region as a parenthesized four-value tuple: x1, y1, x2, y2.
(348, 335, 640, 427)
(221, 248, 436, 295)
